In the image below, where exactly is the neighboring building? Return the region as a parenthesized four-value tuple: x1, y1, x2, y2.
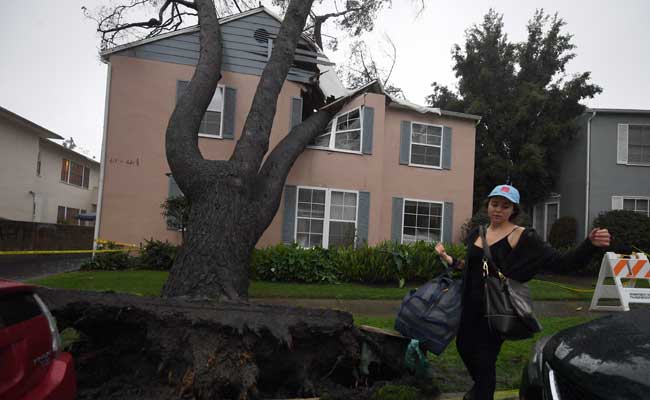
(0, 106, 100, 225)
(533, 108, 650, 241)
(96, 7, 480, 248)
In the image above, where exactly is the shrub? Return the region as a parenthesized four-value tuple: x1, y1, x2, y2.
(80, 251, 133, 271)
(139, 239, 178, 270)
(372, 385, 419, 400)
(592, 210, 650, 253)
(250, 244, 340, 284)
(251, 241, 467, 286)
(548, 216, 577, 250)
(578, 210, 650, 274)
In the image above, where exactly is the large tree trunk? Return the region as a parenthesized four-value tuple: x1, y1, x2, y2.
(38, 288, 415, 400)
(163, 0, 339, 301)
(162, 186, 256, 301)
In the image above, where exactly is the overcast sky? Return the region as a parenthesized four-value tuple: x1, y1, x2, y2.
(1, 0, 648, 159)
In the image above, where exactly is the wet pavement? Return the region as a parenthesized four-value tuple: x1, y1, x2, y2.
(0, 254, 89, 281)
(251, 298, 613, 318)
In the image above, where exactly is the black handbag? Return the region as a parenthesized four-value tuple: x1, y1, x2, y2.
(394, 265, 463, 355)
(479, 226, 542, 340)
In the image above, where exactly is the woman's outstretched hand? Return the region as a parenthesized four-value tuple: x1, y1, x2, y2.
(589, 228, 611, 248)
(435, 243, 454, 265)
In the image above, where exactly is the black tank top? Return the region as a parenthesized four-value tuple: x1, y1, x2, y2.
(465, 231, 514, 305)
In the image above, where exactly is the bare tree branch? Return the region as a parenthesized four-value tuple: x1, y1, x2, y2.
(83, 0, 199, 49)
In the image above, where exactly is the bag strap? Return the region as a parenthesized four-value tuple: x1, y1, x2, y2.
(479, 225, 502, 278)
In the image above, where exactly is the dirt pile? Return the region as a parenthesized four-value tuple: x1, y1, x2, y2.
(38, 288, 416, 399)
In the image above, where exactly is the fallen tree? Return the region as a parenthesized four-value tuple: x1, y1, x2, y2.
(38, 287, 421, 399)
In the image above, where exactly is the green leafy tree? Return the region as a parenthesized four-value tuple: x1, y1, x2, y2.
(427, 10, 601, 211)
(161, 195, 190, 242)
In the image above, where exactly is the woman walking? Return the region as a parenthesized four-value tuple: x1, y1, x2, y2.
(435, 184, 610, 400)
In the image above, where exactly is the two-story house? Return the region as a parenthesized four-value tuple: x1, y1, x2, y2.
(95, 7, 480, 248)
(532, 108, 650, 241)
(0, 106, 100, 225)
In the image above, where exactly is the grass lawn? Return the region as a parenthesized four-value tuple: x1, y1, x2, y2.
(354, 315, 595, 393)
(30, 270, 595, 300)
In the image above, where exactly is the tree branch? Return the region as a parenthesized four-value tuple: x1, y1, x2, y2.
(165, 0, 224, 197)
(254, 109, 336, 232)
(230, 0, 315, 176)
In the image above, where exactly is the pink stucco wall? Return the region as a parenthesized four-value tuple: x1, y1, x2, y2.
(99, 55, 475, 247)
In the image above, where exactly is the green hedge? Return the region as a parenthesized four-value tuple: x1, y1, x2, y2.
(578, 210, 650, 274)
(548, 216, 577, 250)
(82, 239, 467, 285)
(250, 241, 466, 285)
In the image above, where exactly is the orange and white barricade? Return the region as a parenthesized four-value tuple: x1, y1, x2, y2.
(590, 252, 650, 311)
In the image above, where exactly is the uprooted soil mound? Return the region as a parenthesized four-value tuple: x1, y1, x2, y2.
(37, 288, 424, 400)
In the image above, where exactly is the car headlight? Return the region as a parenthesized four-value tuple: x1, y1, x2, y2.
(531, 335, 553, 369)
(547, 365, 562, 400)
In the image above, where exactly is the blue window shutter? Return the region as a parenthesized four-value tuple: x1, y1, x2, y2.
(168, 175, 183, 198)
(167, 175, 184, 229)
(391, 197, 404, 243)
(176, 80, 189, 101)
(222, 87, 237, 139)
(443, 202, 454, 243)
(290, 97, 303, 128)
(362, 107, 374, 154)
(442, 126, 452, 170)
(400, 121, 410, 165)
(282, 185, 297, 244)
(356, 191, 371, 246)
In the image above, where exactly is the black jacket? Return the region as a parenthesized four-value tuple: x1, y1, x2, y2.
(457, 227, 598, 283)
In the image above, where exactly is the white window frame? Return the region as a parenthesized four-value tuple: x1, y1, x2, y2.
(544, 201, 560, 241)
(61, 159, 89, 189)
(622, 196, 650, 217)
(626, 124, 650, 166)
(408, 121, 444, 169)
(294, 186, 359, 249)
(307, 107, 364, 155)
(198, 84, 225, 139)
(400, 197, 445, 244)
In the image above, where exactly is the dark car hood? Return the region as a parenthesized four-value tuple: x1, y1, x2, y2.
(543, 309, 650, 399)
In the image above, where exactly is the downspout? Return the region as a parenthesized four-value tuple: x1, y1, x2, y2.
(93, 62, 112, 256)
(584, 111, 597, 237)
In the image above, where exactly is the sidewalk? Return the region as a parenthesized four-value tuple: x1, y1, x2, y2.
(251, 298, 606, 318)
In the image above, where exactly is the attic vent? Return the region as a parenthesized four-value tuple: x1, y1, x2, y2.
(254, 28, 270, 43)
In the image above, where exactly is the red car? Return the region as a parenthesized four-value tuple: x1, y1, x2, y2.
(0, 279, 76, 400)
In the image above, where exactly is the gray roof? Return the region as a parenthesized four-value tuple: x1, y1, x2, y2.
(100, 7, 322, 60)
(41, 138, 100, 166)
(0, 106, 64, 140)
(587, 108, 650, 115)
(324, 79, 482, 122)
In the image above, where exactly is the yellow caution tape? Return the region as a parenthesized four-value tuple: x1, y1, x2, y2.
(95, 238, 139, 248)
(536, 279, 594, 293)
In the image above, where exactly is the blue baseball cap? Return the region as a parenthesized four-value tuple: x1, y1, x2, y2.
(488, 184, 520, 204)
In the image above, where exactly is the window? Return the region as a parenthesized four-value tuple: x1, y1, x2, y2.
(60, 159, 90, 188)
(623, 198, 650, 217)
(310, 108, 362, 152)
(544, 202, 560, 241)
(410, 122, 442, 168)
(296, 187, 358, 248)
(628, 125, 650, 165)
(199, 86, 224, 138)
(36, 151, 41, 176)
(57, 206, 81, 225)
(177, 81, 225, 138)
(402, 200, 443, 243)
